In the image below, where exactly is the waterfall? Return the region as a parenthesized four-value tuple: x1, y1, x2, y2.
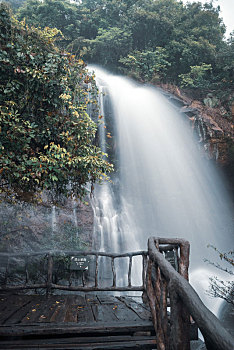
(90, 66, 233, 310)
(72, 203, 79, 239)
(51, 205, 57, 234)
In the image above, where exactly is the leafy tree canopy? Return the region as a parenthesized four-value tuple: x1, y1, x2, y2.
(4, 0, 233, 111)
(119, 47, 171, 82)
(0, 4, 113, 203)
(17, 0, 82, 45)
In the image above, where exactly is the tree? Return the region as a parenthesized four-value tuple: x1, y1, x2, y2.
(119, 47, 170, 82)
(3, 0, 26, 11)
(12, 0, 233, 108)
(17, 0, 82, 45)
(126, 0, 183, 51)
(86, 26, 132, 68)
(179, 63, 212, 90)
(0, 4, 113, 203)
(205, 245, 234, 305)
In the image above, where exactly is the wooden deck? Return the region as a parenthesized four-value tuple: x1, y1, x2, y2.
(0, 293, 156, 349)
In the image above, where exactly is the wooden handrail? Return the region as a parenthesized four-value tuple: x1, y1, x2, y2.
(148, 237, 234, 350)
(1, 239, 233, 350)
(0, 250, 148, 293)
(0, 250, 148, 258)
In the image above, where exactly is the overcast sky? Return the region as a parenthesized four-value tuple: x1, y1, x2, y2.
(184, 0, 234, 36)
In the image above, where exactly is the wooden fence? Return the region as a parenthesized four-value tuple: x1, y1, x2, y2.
(0, 250, 147, 293)
(0, 237, 233, 350)
(147, 237, 233, 350)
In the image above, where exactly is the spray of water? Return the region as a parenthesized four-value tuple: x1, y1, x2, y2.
(90, 66, 233, 310)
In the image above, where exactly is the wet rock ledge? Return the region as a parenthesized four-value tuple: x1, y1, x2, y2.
(159, 83, 234, 193)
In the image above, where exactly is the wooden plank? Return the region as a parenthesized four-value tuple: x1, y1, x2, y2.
(91, 304, 118, 322)
(20, 296, 66, 324)
(0, 336, 157, 349)
(0, 295, 31, 323)
(117, 296, 152, 321)
(64, 294, 88, 323)
(70, 294, 87, 306)
(110, 302, 142, 322)
(85, 294, 100, 305)
(97, 295, 121, 305)
(0, 321, 155, 336)
(0, 295, 33, 324)
(0, 295, 7, 306)
(77, 305, 95, 323)
(4, 300, 39, 324)
(64, 303, 78, 323)
(0, 339, 157, 349)
(49, 297, 68, 323)
(128, 296, 152, 312)
(0, 335, 156, 346)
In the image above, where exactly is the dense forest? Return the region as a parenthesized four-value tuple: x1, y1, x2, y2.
(10, 0, 234, 116)
(1, 0, 233, 201)
(0, 3, 112, 202)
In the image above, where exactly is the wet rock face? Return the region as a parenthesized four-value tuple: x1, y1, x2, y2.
(0, 196, 94, 253)
(159, 83, 234, 168)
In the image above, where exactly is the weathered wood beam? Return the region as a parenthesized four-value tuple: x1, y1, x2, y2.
(0, 284, 145, 292)
(0, 321, 155, 337)
(0, 250, 148, 258)
(112, 257, 116, 287)
(146, 259, 157, 333)
(142, 254, 147, 290)
(47, 253, 53, 296)
(95, 254, 99, 288)
(148, 237, 234, 350)
(128, 256, 132, 287)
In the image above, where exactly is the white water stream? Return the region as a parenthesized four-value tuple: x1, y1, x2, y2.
(90, 67, 233, 312)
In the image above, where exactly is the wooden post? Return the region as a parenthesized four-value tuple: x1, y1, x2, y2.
(142, 254, 147, 290)
(169, 280, 190, 350)
(178, 242, 190, 281)
(128, 256, 132, 287)
(112, 257, 116, 287)
(95, 254, 99, 288)
(161, 274, 169, 350)
(47, 253, 53, 297)
(146, 258, 157, 332)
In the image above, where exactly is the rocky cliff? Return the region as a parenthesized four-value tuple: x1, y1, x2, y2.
(159, 83, 234, 193)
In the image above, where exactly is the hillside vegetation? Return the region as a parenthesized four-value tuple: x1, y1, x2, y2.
(13, 0, 234, 117)
(0, 3, 112, 203)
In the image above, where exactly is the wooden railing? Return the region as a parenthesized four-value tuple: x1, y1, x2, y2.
(147, 237, 233, 350)
(0, 250, 147, 293)
(0, 238, 233, 350)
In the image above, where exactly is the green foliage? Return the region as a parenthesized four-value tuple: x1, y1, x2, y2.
(119, 47, 170, 82)
(179, 63, 212, 89)
(17, 0, 81, 45)
(3, 0, 26, 11)
(4, 0, 232, 113)
(0, 4, 113, 203)
(87, 26, 132, 68)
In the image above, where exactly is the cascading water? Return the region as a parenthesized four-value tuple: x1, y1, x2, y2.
(51, 205, 57, 234)
(90, 66, 233, 311)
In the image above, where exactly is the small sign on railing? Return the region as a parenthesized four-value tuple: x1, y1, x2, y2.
(70, 256, 89, 271)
